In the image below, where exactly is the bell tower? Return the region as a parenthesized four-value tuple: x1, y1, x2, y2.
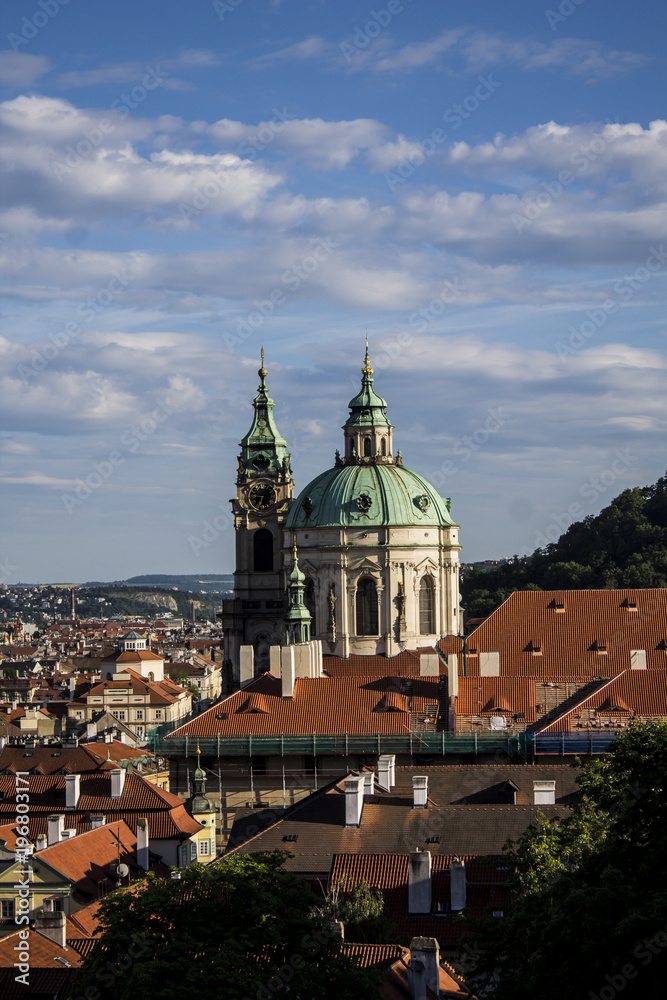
(220, 352, 294, 678)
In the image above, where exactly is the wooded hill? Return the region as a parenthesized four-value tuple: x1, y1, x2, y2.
(461, 474, 667, 621)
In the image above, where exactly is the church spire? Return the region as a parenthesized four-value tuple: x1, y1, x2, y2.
(238, 349, 292, 481)
(342, 336, 394, 465)
(284, 540, 311, 645)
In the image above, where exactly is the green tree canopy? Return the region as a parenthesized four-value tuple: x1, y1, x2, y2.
(463, 722, 667, 999)
(462, 473, 667, 619)
(75, 853, 380, 1000)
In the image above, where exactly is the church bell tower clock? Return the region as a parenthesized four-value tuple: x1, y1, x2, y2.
(220, 351, 294, 677)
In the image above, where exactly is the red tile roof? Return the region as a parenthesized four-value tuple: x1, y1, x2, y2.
(171, 674, 443, 737)
(0, 930, 81, 999)
(538, 668, 667, 732)
(37, 820, 138, 899)
(324, 649, 441, 677)
(332, 852, 510, 947)
(445, 589, 667, 679)
(456, 677, 536, 722)
(0, 772, 202, 841)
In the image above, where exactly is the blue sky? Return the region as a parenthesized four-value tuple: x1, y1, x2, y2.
(1, 0, 666, 584)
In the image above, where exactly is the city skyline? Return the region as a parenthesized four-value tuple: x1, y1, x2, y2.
(1, 0, 666, 583)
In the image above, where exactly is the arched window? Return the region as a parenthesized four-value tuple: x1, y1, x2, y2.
(253, 529, 273, 572)
(356, 578, 378, 636)
(419, 576, 436, 634)
(305, 579, 316, 634)
(363, 437, 371, 457)
(380, 437, 386, 456)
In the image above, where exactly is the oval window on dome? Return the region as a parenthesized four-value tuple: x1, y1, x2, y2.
(356, 493, 372, 512)
(415, 495, 429, 511)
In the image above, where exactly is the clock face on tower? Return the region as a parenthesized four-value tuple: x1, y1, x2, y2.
(248, 482, 277, 511)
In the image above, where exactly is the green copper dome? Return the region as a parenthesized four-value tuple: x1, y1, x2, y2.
(286, 462, 458, 529)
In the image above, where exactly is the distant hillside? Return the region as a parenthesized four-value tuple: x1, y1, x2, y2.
(461, 474, 667, 620)
(75, 586, 224, 621)
(83, 574, 234, 594)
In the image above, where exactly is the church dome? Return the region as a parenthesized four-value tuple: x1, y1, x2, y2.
(286, 462, 458, 529)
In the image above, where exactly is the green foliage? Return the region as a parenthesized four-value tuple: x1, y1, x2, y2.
(320, 879, 394, 943)
(462, 474, 667, 618)
(75, 853, 380, 1000)
(463, 723, 667, 999)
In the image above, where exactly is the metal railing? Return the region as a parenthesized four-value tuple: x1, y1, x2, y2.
(149, 729, 620, 758)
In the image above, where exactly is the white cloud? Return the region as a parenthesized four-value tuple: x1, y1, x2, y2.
(0, 51, 50, 86)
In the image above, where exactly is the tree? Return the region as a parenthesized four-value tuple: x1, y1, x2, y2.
(319, 878, 394, 943)
(75, 853, 380, 1000)
(463, 722, 667, 999)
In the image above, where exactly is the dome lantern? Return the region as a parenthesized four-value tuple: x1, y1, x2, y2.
(342, 336, 394, 464)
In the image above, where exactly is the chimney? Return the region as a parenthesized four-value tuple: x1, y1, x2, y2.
(90, 814, 105, 830)
(363, 772, 375, 796)
(450, 857, 466, 912)
(239, 645, 254, 687)
(86, 722, 97, 739)
(446, 654, 458, 698)
(65, 774, 80, 809)
(35, 833, 48, 852)
(408, 850, 432, 914)
(419, 653, 439, 676)
(47, 814, 64, 846)
(377, 753, 395, 792)
(533, 780, 556, 805)
(137, 817, 149, 871)
(104, 731, 113, 743)
(35, 908, 66, 950)
(412, 775, 428, 809)
(110, 768, 126, 799)
(281, 646, 296, 698)
(68, 676, 75, 697)
(408, 937, 440, 1000)
(344, 775, 365, 827)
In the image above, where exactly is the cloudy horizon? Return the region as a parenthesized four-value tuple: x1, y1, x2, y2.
(1, 0, 666, 584)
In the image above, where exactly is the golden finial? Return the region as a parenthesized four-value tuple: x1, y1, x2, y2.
(362, 330, 373, 376)
(292, 536, 298, 561)
(258, 346, 267, 380)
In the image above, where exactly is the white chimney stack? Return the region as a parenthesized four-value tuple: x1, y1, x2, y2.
(344, 775, 365, 828)
(137, 817, 149, 871)
(65, 774, 80, 809)
(47, 814, 64, 846)
(447, 654, 458, 698)
(35, 833, 47, 852)
(363, 772, 375, 796)
(408, 937, 441, 1000)
(110, 768, 126, 799)
(450, 857, 466, 912)
(35, 908, 66, 950)
(281, 646, 296, 698)
(419, 653, 439, 676)
(412, 775, 428, 809)
(533, 780, 556, 805)
(91, 814, 105, 830)
(377, 753, 395, 792)
(408, 850, 432, 914)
